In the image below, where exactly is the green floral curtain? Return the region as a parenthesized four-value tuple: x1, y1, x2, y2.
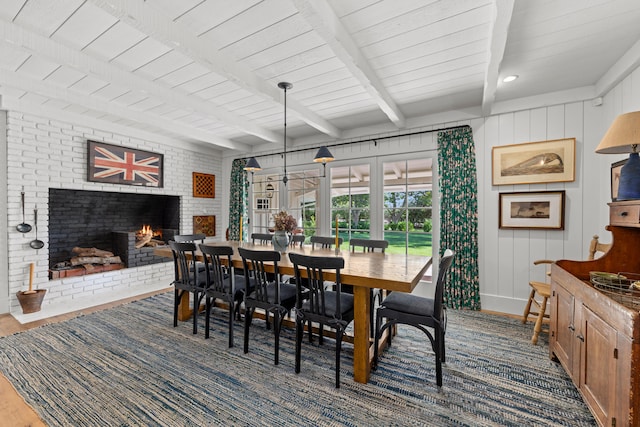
(437, 126, 480, 310)
(229, 159, 248, 241)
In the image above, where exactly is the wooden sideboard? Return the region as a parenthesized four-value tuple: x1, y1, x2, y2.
(550, 201, 640, 427)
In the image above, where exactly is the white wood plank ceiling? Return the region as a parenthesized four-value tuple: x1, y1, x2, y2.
(0, 0, 639, 154)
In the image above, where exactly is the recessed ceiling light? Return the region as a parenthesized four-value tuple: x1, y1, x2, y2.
(503, 75, 518, 83)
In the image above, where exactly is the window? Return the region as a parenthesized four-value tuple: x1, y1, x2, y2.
(286, 170, 320, 242)
(251, 170, 319, 240)
(383, 159, 432, 256)
(251, 175, 279, 234)
(331, 164, 370, 250)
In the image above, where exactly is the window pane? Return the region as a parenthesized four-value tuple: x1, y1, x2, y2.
(331, 164, 370, 248)
(383, 158, 432, 255)
(286, 170, 319, 242)
(251, 174, 278, 234)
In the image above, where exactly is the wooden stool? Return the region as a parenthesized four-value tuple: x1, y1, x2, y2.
(522, 281, 551, 345)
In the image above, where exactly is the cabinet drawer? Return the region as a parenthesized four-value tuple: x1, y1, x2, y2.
(609, 203, 640, 227)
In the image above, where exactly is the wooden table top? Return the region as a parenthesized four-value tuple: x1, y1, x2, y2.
(155, 241, 432, 293)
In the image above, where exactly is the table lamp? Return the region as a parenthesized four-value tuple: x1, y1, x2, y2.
(595, 111, 640, 200)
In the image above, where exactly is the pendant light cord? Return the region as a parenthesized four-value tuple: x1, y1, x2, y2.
(279, 82, 292, 186)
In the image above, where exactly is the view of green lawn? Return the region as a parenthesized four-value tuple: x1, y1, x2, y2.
(332, 231, 432, 256)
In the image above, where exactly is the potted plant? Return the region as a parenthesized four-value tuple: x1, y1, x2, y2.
(272, 211, 297, 252)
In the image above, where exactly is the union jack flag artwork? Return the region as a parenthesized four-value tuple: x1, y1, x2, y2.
(87, 141, 163, 187)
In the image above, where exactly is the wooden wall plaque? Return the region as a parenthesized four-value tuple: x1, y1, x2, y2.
(193, 215, 215, 236)
(193, 172, 215, 198)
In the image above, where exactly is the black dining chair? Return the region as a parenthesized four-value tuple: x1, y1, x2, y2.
(288, 252, 354, 388)
(289, 234, 305, 248)
(174, 233, 206, 243)
(310, 235, 343, 249)
(373, 249, 455, 388)
(251, 233, 273, 245)
(174, 234, 208, 273)
(169, 240, 207, 335)
(238, 247, 297, 365)
(199, 245, 249, 347)
(348, 238, 389, 337)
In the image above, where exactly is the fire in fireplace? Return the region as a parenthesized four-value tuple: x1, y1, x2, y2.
(135, 225, 165, 248)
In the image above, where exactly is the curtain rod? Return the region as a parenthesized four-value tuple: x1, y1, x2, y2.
(238, 124, 470, 161)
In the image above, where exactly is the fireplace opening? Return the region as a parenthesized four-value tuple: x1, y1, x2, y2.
(49, 188, 180, 278)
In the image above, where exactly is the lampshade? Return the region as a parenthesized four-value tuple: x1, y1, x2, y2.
(244, 157, 262, 172)
(595, 111, 640, 154)
(596, 111, 640, 200)
(313, 146, 335, 164)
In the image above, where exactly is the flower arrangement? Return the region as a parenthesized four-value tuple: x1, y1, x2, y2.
(273, 210, 297, 233)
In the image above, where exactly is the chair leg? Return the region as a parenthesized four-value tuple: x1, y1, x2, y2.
(441, 328, 446, 363)
(522, 288, 536, 324)
(373, 312, 382, 369)
(295, 317, 303, 374)
(204, 296, 211, 339)
(192, 291, 199, 335)
(244, 307, 253, 354)
(369, 289, 375, 338)
(435, 326, 443, 388)
(335, 328, 343, 388)
(228, 301, 234, 348)
(173, 289, 180, 327)
(273, 310, 281, 365)
(532, 295, 548, 345)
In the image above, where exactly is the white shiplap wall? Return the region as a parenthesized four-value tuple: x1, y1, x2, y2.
(222, 63, 640, 315)
(2, 110, 223, 320)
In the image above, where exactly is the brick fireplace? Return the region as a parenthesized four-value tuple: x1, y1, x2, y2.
(48, 188, 180, 277)
(4, 110, 221, 318)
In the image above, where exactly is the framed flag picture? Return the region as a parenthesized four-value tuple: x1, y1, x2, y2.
(87, 141, 164, 187)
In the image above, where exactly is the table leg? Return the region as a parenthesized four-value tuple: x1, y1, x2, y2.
(177, 291, 191, 321)
(353, 285, 371, 383)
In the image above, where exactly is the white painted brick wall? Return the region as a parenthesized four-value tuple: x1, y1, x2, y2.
(6, 111, 222, 315)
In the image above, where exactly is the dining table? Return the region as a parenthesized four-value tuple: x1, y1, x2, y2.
(155, 240, 432, 384)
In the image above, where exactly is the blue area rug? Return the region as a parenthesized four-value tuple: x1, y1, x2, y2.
(0, 292, 595, 426)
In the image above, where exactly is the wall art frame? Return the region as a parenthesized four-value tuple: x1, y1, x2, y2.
(499, 190, 565, 230)
(610, 158, 626, 201)
(193, 215, 216, 237)
(87, 140, 163, 187)
(492, 138, 576, 185)
(193, 172, 215, 198)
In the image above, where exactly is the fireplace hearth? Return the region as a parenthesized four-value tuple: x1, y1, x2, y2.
(49, 188, 180, 278)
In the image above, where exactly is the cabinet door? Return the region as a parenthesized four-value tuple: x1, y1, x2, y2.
(580, 306, 617, 426)
(551, 281, 575, 375)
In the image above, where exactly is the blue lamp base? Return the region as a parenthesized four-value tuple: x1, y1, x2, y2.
(617, 152, 640, 200)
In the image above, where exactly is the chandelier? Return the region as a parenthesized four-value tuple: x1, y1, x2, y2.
(244, 82, 335, 185)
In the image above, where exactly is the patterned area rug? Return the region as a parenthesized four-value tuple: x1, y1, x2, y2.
(0, 292, 595, 426)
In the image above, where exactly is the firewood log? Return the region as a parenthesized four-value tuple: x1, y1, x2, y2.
(70, 256, 122, 266)
(135, 234, 153, 249)
(72, 247, 115, 257)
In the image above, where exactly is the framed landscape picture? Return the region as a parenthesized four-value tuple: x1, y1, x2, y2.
(611, 159, 626, 201)
(87, 140, 163, 187)
(499, 191, 565, 230)
(492, 138, 576, 185)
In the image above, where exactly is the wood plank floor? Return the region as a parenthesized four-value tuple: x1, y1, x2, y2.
(0, 288, 171, 427)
